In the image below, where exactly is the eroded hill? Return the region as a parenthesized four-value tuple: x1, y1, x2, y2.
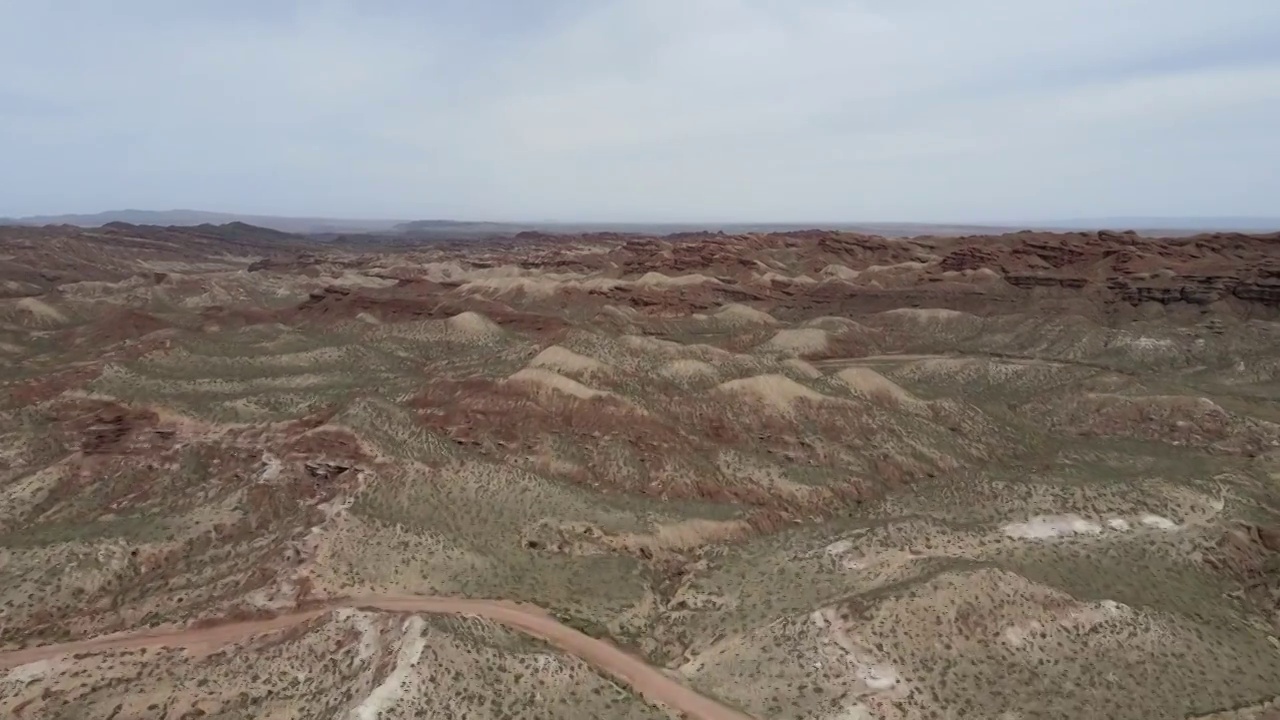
(3, 224, 1280, 719)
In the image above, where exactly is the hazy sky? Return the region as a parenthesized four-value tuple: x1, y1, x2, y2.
(2, 0, 1278, 222)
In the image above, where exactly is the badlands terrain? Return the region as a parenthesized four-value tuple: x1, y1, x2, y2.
(2, 222, 1280, 719)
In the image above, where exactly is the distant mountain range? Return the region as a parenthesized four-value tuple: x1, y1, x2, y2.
(1039, 217, 1280, 232)
(2, 209, 1277, 237)
(0, 209, 406, 234)
(392, 219, 1023, 238)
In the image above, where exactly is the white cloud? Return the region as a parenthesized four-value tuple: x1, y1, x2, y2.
(1, 0, 1277, 221)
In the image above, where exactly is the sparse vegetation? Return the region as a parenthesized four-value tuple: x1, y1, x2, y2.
(3, 224, 1280, 719)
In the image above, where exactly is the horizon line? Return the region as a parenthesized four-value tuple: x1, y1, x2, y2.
(7, 208, 1280, 228)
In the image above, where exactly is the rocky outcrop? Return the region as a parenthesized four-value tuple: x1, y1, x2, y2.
(5, 224, 1278, 326)
(938, 246, 1002, 273)
(922, 230, 1280, 311)
(1234, 280, 1280, 307)
(1005, 275, 1091, 290)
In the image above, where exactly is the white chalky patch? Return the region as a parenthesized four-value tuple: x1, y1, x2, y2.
(1003, 515, 1102, 540)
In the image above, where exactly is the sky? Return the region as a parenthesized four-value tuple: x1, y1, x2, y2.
(1, 0, 1278, 223)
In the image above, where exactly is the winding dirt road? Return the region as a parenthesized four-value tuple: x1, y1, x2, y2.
(0, 596, 757, 720)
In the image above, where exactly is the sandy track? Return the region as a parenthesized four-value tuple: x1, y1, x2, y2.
(0, 595, 757, 720)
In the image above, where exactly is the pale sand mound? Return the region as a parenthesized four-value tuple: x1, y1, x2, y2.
(507, 368, 610, 400)
(713, 303, 777, 326)
(880, 307, 973, 322)
(836, 367, 919, 405)
(621, 334, 733, 361)
(600, 305, 638, 320)
(758, 271, 816, 285)
(820, 264, 861, 281)
(715, 374, 826, 411)
(759, 328, 830, 356)
(803, 316, 864, 333)
(661, 358, 719, 380)
(783, 358, 823, 379)
(621, 334, 684, 354)
(459, 276, 561, 298)
(862, 260, 930, 275)
(529, 345, 608, 376)
(14, 297, 68, 323)
(633, 272, 719, 288)
(458, 273, 624, 298)
(445, 311, 503, 339)
(0, 280, 44, 296)
(328, 273, 398, 290)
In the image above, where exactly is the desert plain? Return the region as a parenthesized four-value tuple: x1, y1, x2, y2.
(2, 223, 1280, 719)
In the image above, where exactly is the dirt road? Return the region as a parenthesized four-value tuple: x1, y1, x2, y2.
(0, 595, 757, 720)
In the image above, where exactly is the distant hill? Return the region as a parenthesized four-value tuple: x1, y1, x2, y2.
(6, 210, 1277, 238)
(6, 213, 1017, 238)
(8, 209, 405, 234)
(394, 218, 1280, 238)
(393, 219, 1018, 238)
(1040, 217, 1280, 233)
(98, 220, 301, 245)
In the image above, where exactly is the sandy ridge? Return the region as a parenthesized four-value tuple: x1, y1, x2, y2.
(0, 595, 757, 720)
